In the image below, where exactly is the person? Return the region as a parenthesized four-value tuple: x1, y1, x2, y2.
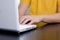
(18, 0, 60, 28)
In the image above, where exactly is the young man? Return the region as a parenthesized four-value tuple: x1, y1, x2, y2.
(19, 0, 60, 27)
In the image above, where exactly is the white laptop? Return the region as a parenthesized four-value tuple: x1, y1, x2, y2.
(0, 0, 36, 32)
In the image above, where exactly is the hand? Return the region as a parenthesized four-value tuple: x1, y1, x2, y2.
(19, 15, 44, 25)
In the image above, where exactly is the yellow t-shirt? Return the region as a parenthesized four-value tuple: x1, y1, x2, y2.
(21, 0, 60, 27)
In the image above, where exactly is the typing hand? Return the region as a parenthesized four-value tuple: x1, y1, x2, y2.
(19, 15, 43, 25)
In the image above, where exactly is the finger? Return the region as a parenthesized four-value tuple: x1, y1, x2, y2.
(20, 16, 26, 24)
(28, 21, 34, 25)
(22, 19, 31, 24)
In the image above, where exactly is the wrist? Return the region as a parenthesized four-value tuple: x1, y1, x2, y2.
(39, 15, 46, 22)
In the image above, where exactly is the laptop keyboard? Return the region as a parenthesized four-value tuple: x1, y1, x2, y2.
(18, 25, 36, 32)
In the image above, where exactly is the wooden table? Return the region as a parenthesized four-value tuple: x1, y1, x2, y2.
(20, 23, 60, 40)
(0, 23, 60, 40)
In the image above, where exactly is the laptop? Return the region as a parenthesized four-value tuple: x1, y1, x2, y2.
(0, 0, 36, 32)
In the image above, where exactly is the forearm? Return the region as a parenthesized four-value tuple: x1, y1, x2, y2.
(18, 2, 29, 18)
(18, 8, 25, 17)
(18, 5, 26, 17)
(41, 13, 60, 23)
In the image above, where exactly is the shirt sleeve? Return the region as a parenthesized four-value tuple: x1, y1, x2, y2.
(58, 0, 60, 5)
(20, 0, 31, 6)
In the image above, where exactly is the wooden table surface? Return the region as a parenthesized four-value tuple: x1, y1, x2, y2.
(20, 23, 60, 40)
(0, 23, 60, 40)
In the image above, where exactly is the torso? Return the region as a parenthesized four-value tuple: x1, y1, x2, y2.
(29, 0, 57, 15)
